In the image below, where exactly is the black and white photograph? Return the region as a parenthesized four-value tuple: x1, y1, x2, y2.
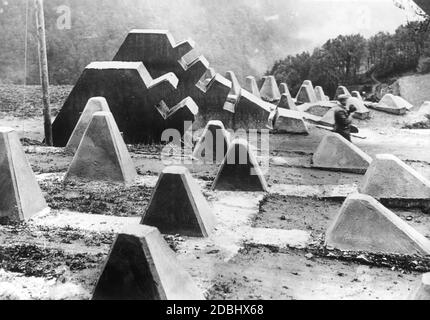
(0, 0, 430, 305)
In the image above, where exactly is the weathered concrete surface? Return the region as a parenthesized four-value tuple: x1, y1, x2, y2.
(0, 128, 48, 222)
(297, 101, 337, 117)
(419, 101, 430, 116)
(193, 120, 231, 163)
(212, 139, 268, 192)
(371, 94, 411, 115)
(335, 86, 352, 100)
(277, 89, 297, 111)
(113, 29, 195, 78)
(360, 154, 430, 200)
(268, 107, 309, 134)
(260, 76, 281, 103)
(347, 97, 370, 120)
(233, 89, 274, 130)
(315, 86, 328, 102)
(157, 97, 199, 138)
(223, 71, 242, 113)
(325, 193, 430, 256)
(65, 97, 111, 154)
(352, 91, 363, 101)
(410, 273, 430, 300)
(52, 62, 179, 146)
(318, 108, 336, 127)
(141, 166, 216, 237)
(296, 80, 317, 104)
(244, 76, 261, 98)
(92, 225, 204, 300)
(64, 112, 137, 186)
(312, 133, 372, 173)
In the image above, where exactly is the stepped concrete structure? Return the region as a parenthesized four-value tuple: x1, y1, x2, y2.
(65, 97, 111, 153)
(212, 139, 268, 192)
(260, 76, 281, 103)
(296, 80, 317, 104)
(141, 166, 216, 237)
(312, 133, 372, 173)
(193, 120, 230, 163)
(335, 86, 352, 100)
(156, 97, 198, 138)
(64, 112, 137, 186)
(223, 71, 242, 113)
(326, 193, 430, 256)
(52, 61, 179, 146)
(0, 128, 48, 223)
(244, 76, 261, 98)
(92, 225, 204, 300)
(359, 154, 430, 201)
(268, 107, 309, 134)
(370, 94, 412, 115)
(410, 273, 430, 300)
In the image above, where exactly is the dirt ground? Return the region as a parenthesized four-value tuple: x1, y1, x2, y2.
(1, 85, 430, 300)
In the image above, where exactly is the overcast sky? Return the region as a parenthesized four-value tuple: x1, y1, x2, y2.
(275, 0, 423, 52)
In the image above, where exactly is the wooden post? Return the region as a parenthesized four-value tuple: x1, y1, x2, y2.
(34, 0, 53, 146)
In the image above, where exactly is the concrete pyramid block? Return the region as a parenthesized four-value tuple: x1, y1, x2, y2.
(64, 112, 137, 185)
(260, 76, 281, 103)
(223, 71, 242, 113)
(312, 133, 372, 173)
(0, 128, 48, 222)
(277, 86, 297, 111)
(335, 86, 352, 100)
(352, 91, 363, 101)
(359, 154, 430, 200)
(233, 89, 274, 130)
(193, 120, 231, 163)
(244, 76, 261, 98)
(325, 193, 430, 256)
(92, 225, 204, 300)
(296, 80, 317, 104)
(141, 166, 216, 237)
(347, 97, 370, 120)
(315, 86, 328, 101)
(371, 94, 410, 115)
(268, 107, 309, 134)
(65, 97, 111, 153)
(212, 139, 268, 192)
(410, 273, 430, 300)
(319, 108, 336, 127)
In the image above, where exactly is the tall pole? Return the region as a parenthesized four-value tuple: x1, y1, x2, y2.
(34, 0, 53, 146)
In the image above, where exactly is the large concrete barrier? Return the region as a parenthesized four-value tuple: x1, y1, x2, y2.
(244, 76, 261, 98)
(260, 76, 281, 103)
(370, 94, 411, 115)
(359, 154, 430, 201)
(325, 193, 430, 256)
(141, 166, 216, 237)
(268, 107, 309, 134)
(52, 62, 179, 146)
(312, 133, 372, 173)
(296, 80, 317, 104)
(335, 86, 352, 100)
(0, 128, 48, 223)
(64, 112, 137, 186)
(212, 139, 268, 192)
(92, 225, 204, 300)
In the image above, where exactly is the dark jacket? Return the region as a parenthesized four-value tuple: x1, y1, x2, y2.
(333, 106, 351, 133)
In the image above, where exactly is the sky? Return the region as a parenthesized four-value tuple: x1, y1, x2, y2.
(268, 0, 423, 52)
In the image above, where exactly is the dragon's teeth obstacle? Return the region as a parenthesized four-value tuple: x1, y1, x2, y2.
(64, 111, 137, 185)
(325, 193, 430, 256)
(92, 225, 204, 300)
(141, 166, 216, 237)
(0, 128, 48, 222)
